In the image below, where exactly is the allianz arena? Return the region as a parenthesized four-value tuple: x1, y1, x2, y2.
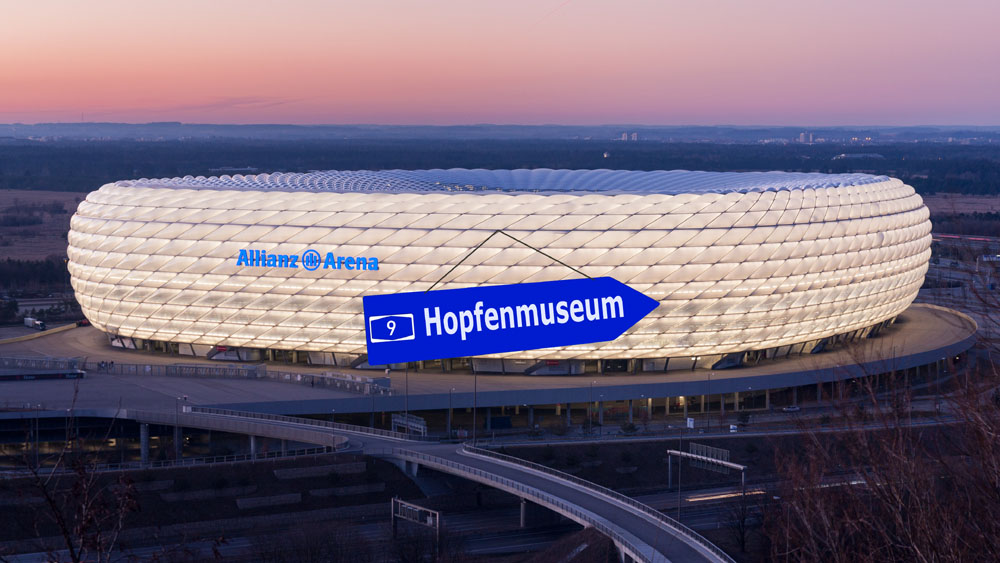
(67, 169, 931, 373)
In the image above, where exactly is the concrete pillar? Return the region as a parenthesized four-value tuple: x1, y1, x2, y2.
(515, 405, 520, 415)
(817, 382, 823, 403)
(529, 406, 535, 428)
(173, 425, 182, 459)
(250, 435, 258, 458)
(555, 403, 561, 416)
(683, 398, 688, 419)
(280, 440, 287, 455)
(721, 395, 726, 416)
(792, 386, 798, 405)
(765, 389, 770, 409)
(520, 498, 527, 528)
(139, 423, 149, 465)
(598, 402, 604, 425)
(628, 399, 633, 423)
(486, 407, 492, 431)
(701, 395, 706, 413)
(734, 392, 740, 412)
(665, 398, 670, 416)
(565, 403, 571, 426)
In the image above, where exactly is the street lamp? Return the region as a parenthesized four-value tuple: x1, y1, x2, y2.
(33, 404, 41, 469)
(448, 387, 455, 438)
(472, 367, 478, 446)
(707, 371, 713, 425)
(598, 394, 604, 434)
(589, 381, 596, 435)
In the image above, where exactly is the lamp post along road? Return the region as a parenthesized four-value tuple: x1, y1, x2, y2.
(588, 381, 596, 435)
(472, 368, 478, 445)
(448, 387, 455, 438)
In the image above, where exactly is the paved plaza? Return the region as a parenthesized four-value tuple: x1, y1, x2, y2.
(0, 304, 976, 417)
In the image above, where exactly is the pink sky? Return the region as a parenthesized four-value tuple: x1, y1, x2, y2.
(1, 0, 998, 125)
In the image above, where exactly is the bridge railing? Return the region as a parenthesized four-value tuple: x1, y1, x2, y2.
(377, 447, 661, 563)
(0, 356, 84, 370)
(267, 369, 394, 395)
(463, 444, 735, 563)
(18, 356, 394, 396)
(188, 406, 437, 442)
(0, 446, 336, 479)
(84, 361, 267, 379)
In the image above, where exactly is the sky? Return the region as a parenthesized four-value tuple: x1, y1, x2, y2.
(1, 0, 998, 125)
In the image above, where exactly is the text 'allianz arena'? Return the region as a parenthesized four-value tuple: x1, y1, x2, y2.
(67, 169, 931, 371)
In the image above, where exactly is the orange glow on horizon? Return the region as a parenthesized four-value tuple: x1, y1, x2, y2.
(1, 0, 998, 125)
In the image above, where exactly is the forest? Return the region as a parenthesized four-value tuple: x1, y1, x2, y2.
(0, 138, 998, 195)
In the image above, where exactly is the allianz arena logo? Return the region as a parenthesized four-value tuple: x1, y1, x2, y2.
(236, 248, 379, 271)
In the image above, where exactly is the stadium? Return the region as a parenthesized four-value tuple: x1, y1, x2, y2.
(67, 168, 932, 375)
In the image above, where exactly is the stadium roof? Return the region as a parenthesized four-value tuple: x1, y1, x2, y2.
(118, 169, 890, 195)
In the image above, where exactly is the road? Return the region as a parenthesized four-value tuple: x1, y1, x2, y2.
(5, 504, 580, 562)
(149, 408, 729, 562)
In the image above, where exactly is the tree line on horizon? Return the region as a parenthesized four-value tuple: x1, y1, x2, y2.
(0, 139, 997, 195)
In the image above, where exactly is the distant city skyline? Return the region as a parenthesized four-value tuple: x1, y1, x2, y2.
(2, 0, 998, 125)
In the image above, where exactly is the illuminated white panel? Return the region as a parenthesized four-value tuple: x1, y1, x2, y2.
(67, 169, 931, 360)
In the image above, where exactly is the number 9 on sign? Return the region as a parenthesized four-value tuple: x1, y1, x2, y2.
(368, 314, 415, 343)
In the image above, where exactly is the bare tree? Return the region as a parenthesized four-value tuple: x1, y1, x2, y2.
(7, 391, 138, 563)
(763, 360, 1000, 562)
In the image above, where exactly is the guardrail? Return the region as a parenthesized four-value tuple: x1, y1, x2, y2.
(376, 447, 661, 563)
(188, 406, 437, 442)
(462, 444, 735, 563)
(83, 359, 393, 396)
(0, 356, 84, 370)
(85, 361, 266, 379)
(0, 356, 393, 396)
(0, 446, 336, 478)
(268, 369, 394, 396)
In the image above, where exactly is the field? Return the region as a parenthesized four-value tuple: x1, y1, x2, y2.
(922, 194, 1000, 215)
(0, 190, 82, 260)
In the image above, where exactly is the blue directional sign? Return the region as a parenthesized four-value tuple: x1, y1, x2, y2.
(363, 277, 659, 365)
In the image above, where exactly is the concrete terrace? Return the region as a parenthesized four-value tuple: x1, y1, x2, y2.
(0, 304, 976, 417)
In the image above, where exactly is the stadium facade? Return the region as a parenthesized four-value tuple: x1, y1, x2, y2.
(67, 169, 931, 374)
